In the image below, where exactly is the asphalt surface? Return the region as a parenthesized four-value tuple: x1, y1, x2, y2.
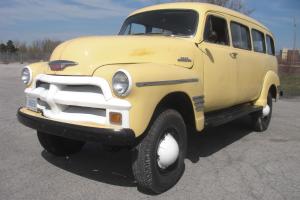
(0, 63, 300, 200)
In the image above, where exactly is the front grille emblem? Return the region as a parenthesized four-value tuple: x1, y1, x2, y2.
(49, 60, 78, 71)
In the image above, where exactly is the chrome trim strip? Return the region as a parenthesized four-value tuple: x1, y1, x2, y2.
(136, 78, 198, 87)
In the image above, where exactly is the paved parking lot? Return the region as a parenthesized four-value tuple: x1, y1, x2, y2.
(0, 64, 300, 200)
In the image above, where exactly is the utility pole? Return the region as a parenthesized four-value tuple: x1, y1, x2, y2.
(292, 17, 297, 65)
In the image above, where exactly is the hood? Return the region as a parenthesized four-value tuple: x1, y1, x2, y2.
(49, 36, 196, 75)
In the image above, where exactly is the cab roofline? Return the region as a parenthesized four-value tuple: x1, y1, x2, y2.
(129, 2, 271, 34)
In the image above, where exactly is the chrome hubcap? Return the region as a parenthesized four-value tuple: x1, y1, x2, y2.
(157, 133, 179, 170)
(262, 104, 270, 117)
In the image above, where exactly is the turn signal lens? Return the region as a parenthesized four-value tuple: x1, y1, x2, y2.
(109, 112, 122, 125)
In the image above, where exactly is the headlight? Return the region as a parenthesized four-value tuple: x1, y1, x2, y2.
(21, 66, 32, 85)
(112, 70, 132, 97)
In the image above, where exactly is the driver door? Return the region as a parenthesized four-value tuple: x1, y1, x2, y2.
(200, 13, 237, 112)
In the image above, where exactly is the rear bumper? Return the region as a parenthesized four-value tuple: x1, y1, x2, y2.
(17, 108, 136, 146)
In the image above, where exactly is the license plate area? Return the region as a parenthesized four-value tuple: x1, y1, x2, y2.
(26, 96, 38, 112)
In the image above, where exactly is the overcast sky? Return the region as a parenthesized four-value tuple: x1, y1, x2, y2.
(0, 0, 299, 50)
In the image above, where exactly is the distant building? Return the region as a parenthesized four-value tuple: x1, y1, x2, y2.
(280, 48, 288, 60)
(279, 48, 300, 64)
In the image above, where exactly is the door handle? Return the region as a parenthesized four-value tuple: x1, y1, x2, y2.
(230, 52, 238, 59)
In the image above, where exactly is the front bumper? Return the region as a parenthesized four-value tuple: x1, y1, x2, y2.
(17, 108, 136, 146)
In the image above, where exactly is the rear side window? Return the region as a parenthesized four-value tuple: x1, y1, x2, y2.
(230, 22, 252, 50)
(252, 29, 266, 53)
(204, 15, 229, 45)
(266, 35, 275, 55)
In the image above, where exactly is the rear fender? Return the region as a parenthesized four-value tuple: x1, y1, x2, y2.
(254, 71, 280, 107)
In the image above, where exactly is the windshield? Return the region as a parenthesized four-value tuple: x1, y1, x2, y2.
(119, 9, 198, 37)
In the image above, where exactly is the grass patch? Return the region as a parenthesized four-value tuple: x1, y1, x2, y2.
(280, 74, 300, 97)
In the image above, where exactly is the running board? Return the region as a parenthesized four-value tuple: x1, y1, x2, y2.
(205, 104, 263, 127)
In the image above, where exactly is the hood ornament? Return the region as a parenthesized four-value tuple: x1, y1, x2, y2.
(49, 60, 78, 71)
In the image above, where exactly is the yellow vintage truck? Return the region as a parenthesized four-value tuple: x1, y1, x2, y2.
(18, 3, 280, 193)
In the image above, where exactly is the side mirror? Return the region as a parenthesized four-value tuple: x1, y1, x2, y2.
(208, 31, 218, 43)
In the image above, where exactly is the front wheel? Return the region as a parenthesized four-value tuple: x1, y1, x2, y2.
(132, 109, 187, 194)
(37, 131, 85, 156)
(251, 92, 273, 132)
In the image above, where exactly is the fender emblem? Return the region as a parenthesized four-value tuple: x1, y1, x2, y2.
(49, 60, 78, 71)
(177, 57, 192, 63)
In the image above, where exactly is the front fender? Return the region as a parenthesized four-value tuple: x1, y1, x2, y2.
(93, 63, 204, 136)
(254, 70, 280, 107)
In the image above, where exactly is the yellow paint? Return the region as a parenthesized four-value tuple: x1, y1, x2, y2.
(49, 36, 195, 76)
(26, 62, 49, 87)
(198, 9, 278, 111)
(130, 48, 154, 57)
(23, 3, 279, 137)
(254, 70, 280, 107)
(93, 63, 205, 136)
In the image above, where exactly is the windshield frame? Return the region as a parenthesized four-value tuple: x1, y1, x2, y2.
(119, 9, 199, 38)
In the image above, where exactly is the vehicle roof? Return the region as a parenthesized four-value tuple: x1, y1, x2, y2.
(130, 2, 272, 35)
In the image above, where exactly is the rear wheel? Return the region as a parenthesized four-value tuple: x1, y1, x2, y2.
(37, 131, 85, 156)
(252, 92, 273, 132)
(132, 109, 187, 194)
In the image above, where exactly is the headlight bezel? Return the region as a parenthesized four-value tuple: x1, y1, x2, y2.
(21, 66, 32, 85)
(112, 69, 132, 97)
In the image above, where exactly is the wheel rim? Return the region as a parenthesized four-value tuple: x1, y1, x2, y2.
(262, 104, 271, 117)
(259, 96, 272, 129)
(157, 132, 180, 170)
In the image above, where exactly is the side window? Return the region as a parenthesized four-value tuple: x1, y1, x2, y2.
(204, 15, 229, 46)
(230, 22, 252, 50)
(252, 29, 266, 53)
(266, 35, 275, 55)
(124, 23, 146, 35)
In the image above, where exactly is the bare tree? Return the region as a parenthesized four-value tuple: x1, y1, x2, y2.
(175, 0, 254, 15)
(1, 39, 61, 63)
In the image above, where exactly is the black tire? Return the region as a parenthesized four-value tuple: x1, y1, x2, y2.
(37, 131, 85, 156)
(132, 109, 187, 194)
(102, 145, 122, 152)
(252, 92, 273, 132)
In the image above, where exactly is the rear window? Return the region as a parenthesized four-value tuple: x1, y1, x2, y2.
(252, 29, 266, 53)
(230, 22, 252, 50)
(266, 35, 275, 55)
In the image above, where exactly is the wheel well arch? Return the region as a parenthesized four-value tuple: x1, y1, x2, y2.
(269, 84, 277, 99)
(254, 71, 280, 107)
(150, 92, 196, 131)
